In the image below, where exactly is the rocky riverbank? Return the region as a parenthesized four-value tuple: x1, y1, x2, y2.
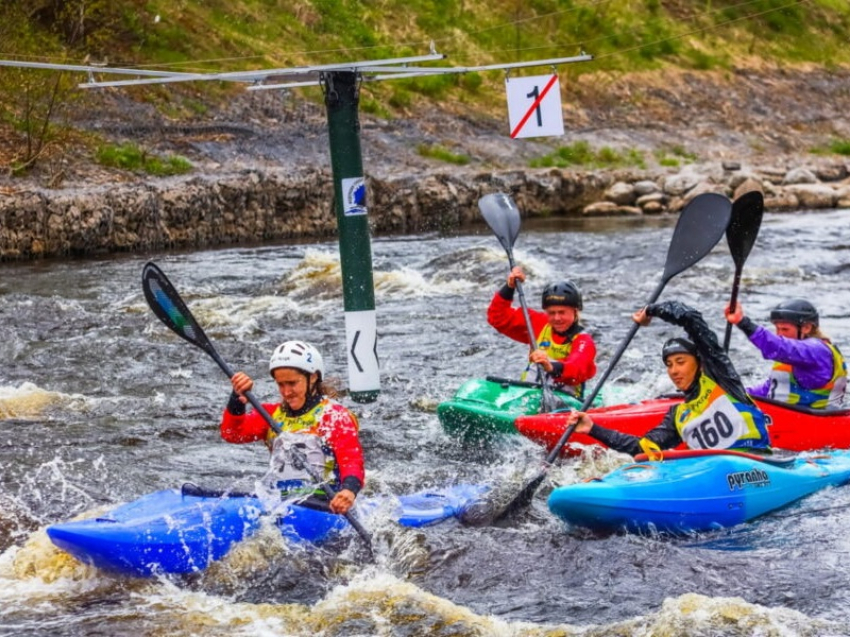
(1, 65, 849, 260)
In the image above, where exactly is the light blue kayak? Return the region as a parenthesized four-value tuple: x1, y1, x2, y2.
(47, 483, 488, 577)
(548, 449, 850, 535)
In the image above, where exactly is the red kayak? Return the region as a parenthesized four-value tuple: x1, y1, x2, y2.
(515, 395, 850, 457)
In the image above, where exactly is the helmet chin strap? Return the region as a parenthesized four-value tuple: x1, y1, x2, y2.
(306, 375, 322, 399)
(284, 373, 322, 417)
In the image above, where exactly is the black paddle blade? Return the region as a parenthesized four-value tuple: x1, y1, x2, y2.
(662, 193, 732, 282)
(458, 472, 546, 526)
(142, 262, 214, 356)
(722, 190, 764, 351)
(479, 192, 521, 254)
(727, 191, 764, 269)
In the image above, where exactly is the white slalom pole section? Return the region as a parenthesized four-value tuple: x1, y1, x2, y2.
(344, 309, 379, 399)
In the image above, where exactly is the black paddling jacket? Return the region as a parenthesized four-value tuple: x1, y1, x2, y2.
(587, 300, 759, 456)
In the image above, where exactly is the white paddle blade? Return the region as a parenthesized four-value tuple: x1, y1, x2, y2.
(479, 192, 521, 251)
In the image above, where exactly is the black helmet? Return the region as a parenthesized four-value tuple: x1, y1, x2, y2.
(770, 299, 819, 327)
(661, 337, 698, 362)
(542, 280, 583, 310)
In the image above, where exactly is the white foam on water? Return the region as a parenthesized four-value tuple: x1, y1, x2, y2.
(0, 382, 88, 419)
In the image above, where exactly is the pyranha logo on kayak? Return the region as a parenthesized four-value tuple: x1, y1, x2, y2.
(726, 468, 770, 490)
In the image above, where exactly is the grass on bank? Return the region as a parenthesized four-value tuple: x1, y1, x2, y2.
(4, 1, 850, 107)
(2, 0, 850, 178)
(529, 141, 647, 170)
(95, 143, 193, 176)
(810, 138, 850, 156)
(654, 145, 699, 167)
(417, 143, 470, 165)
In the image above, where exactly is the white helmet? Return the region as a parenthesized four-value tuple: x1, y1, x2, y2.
(269, 340, 324, 377)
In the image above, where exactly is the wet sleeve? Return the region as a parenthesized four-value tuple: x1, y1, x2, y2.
(323, 405, 366, 493)
(587, 406, 682, 456)
(747, 379, 771, 398)
(647, 300, 751, 404)
(737, 316, 759, 338)
(751, 328, 834, 368)
(551, 333, 597, 385)
(220, 403, 275, 443)
(226, 391, 246, 415)
(487, 291, 534, 345)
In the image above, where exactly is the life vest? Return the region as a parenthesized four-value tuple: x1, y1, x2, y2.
(264, 399, 338, 495)
(522, 323, 585, 398)
(669, 374, 770, 451)
(767, 340, 848, 409)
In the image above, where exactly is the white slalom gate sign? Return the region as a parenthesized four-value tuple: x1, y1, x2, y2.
(345, 309, 379, 393)
(506, 74, 564, 139)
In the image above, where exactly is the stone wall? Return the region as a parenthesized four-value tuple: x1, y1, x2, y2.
(1, 162, 848, 260)
(0, 168, 614, 260)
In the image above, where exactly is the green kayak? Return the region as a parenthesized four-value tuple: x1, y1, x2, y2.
(437, 376, 603, 443)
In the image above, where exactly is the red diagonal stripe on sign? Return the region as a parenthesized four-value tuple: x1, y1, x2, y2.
(510, 74, 559, 139)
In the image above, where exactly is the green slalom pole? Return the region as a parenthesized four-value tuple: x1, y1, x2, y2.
(323, 71, 380, 403)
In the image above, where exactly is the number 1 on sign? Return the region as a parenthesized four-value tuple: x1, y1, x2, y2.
(505, 74, 565, 139)
(526, 86, 543, 126)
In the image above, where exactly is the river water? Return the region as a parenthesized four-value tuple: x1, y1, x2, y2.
(2, 208, 850, 636)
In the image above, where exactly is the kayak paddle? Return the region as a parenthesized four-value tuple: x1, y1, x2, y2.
(722, 190, 764, 351)
(479, 192, 563, 413)
(141, 261, 373, 556)
(460, 192, 734, 525)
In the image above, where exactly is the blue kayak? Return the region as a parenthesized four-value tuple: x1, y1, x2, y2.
(547, 449, 850, 535)
(47, 483, 487, 577)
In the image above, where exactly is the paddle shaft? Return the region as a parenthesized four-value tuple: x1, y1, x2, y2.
(543, 278, 666, 464)
(505, 252, 539, 350)
(722, 268, 744, 351)
(498, 232, 556, 405)
(479, 193, 557, 403)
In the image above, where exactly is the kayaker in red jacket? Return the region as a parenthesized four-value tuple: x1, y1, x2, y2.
(725, 299, 847, 410)
(221, 340, 365, 515)
(568, 301, 771, 456)
(487, 266, 597, 399)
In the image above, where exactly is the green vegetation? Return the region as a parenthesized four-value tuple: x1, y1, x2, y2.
(417, 143, 470, 165)
(809, 138, 850, 156)
(3, 1, 849, 91)
(95, 142, 193, 175)
(654, 144, 698, 167)
(1, 0, 850, 173)
(530, 141, 646, 170)
(830, 139, 850, 156)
